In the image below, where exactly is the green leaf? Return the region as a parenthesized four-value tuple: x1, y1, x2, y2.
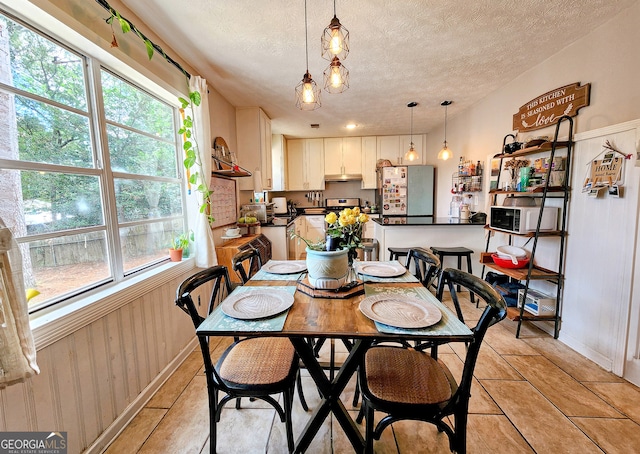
(116, 13, 131, 34)
(199, 204, 207, 214)
(183, 140, 192, 151)
(183, 117, 193, 128)
(178, 127, 186, 135)
(197, 183, 207, 192)
(178, 97, 189, 109)
(189, 174, 198, 184)
(189, 91, 201, 106)
(144, 39, 154, 60)
(184, 130, 191, 139)
(184, 156, 196, 169)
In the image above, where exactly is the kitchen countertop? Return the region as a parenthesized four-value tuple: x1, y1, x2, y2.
(373, 216, 486, 226)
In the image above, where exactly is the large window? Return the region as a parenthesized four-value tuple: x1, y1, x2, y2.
(0, 12, 186, 312)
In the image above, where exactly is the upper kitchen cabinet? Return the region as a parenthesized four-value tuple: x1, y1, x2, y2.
(377, 134, 425, 165)
(361, 136, 377, 189)
(236, 107, 272, 191)
(286, 138, 325, 191)
(271, 134, 287, 191)
(324, 137, 362, 177)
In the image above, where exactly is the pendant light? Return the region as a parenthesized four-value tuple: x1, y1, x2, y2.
(404, 102, 419, 162)
(437, 100, 453, 160)
(295, 0, 321, 111)
(323, 56, 349, 93)
(321, 0, 349, 62)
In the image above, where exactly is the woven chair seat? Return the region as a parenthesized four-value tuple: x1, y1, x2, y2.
(219, 337, 296, 385)
(364, 347, 453, 405)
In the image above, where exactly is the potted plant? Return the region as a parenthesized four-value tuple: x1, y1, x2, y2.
(290, 207, 369, 289)
(169, 230, 194, 262)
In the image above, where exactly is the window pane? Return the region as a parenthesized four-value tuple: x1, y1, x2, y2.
(2, 16, 87, 111)
(114, 178, 182, 223)
(9, 92, 93, 167)
(0, 169, 103, 236)
(22, 231, 111, 309)
(107, 124, 177, 177)
(101, 70, 174, 140)
(120, 219, 183, 272)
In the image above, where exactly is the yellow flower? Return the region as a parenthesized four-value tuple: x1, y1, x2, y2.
(352, 207, 360, 216)
(325, 211, 337, 224)
(359, 213, 369, 223)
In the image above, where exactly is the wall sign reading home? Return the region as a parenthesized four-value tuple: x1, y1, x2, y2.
(513, 82, 591, 132)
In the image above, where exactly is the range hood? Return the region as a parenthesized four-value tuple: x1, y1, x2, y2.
(324, 173, 363, 182)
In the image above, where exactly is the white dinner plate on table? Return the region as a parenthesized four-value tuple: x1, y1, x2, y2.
(355, 261, 406, 278)
(221, 234, 242, 239)
(359, 294, 442, 328)
(221, 289, 294, 320)
(262, 261, 307, 274)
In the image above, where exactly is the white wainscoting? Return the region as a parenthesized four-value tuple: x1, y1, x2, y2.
(0, 267, 201, 453)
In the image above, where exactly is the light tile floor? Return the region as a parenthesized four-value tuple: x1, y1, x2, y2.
(106, 294, 640, 453)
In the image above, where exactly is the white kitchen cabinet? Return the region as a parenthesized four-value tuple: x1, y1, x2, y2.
(236, 107, 272, 190)
(304, 215, 326, 245)
(294, 216, 306, 259)
(324, 137, 362, 176)
(361, 136, 377, 189)
(286, 138, 325, 190)
(377, 134, 425, 165)
(271, 134, 287, 191)
(261, 226, 288, 260)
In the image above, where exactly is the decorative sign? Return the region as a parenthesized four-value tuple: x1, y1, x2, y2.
(513, 82, 591, 132)
(584, 153, 623, 190)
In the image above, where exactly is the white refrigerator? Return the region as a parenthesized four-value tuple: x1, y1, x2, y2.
(375, 165, 434, 216)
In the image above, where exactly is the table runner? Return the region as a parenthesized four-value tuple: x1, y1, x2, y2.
(197, 286, 296, 332)
(363, 284, 471, 336)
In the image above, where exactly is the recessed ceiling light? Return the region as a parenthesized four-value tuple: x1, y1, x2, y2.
(345, 123, 357, 129)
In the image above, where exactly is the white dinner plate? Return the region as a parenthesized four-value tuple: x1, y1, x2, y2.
(221, 289, 294, 320)
(359, 294, 442, 329)
(262, 260, 307, 274)
(355, 261, 406, 278)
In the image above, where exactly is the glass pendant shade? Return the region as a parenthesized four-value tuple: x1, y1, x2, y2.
(404, 101, 419, 162)
(323, 57, 349, 93)
(438, 100, 453, 160)
(405, 143, 419, 161)
(296, 71, 321, 110)
(321, 16, 349, 61)
(437, 143, 452, 160)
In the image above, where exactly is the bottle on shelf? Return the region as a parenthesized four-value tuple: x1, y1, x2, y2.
(458, 157, 464, 175)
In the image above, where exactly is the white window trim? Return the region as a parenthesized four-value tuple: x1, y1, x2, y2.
(30, 258, 195, 350)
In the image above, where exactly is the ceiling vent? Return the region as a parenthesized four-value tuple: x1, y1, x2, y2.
(310, 124, 320, 128)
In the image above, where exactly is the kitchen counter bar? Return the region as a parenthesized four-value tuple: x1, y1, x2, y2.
(373, 216, 485, 226)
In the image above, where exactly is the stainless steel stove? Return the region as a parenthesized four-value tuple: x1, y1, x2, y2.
(325, 197, 361, 212)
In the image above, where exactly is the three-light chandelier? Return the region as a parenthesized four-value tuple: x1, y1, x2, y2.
(296, 0, 350, 110)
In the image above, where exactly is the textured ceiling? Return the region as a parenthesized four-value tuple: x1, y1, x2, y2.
(121, 0, 634, 139)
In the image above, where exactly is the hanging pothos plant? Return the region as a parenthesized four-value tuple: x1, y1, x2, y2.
(105, 5, 214, 224)
(179, 92, 215, 224)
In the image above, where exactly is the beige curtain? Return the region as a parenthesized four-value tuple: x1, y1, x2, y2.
(188, 76, 217, 268)
(0, 219, 39, 388)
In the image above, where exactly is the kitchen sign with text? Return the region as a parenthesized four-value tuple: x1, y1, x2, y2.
(513, 82, 590, 132)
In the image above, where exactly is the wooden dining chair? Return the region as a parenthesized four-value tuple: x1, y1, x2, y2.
(231, 246, 262, 284)
(175, 265, 300, 453)
(356, 268, 507, 454)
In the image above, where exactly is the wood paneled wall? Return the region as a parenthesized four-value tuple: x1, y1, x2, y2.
(0, 269, 199, 453)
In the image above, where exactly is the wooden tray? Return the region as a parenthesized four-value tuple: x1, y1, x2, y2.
(296, 277, 364, 299)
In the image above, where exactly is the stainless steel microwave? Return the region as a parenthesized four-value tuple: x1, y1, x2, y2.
(490, 206, 558, 234)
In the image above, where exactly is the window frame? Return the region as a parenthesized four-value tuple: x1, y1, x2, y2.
(0, 8, 190, 315)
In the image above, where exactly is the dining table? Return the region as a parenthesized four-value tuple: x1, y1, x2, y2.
(195, 260, 473, 453)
